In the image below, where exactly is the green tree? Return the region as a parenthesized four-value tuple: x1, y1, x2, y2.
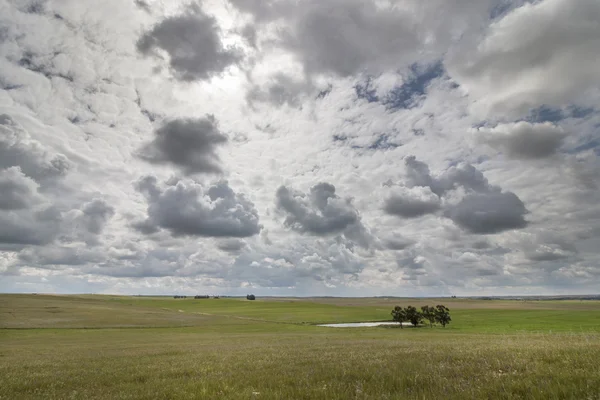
(421, 305, 436, 327)
(391, 306, 407, 329)
(405, 305, 423, 327)
(434, 305, 451, 327)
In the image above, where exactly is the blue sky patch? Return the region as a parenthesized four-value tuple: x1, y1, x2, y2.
(332, 133, 400, 151)
(524, 105, 596, 124)
(568, 106, 595, 119)
(316, 85, 332, 99)
(525, 105, 564, 124)
(569, 139, 600, 155)
(354, 77, 379, 103)
(382, 61, 444, 111)
(490, 0, 518, 20)
(368, 134, 401, 150)
(354, 61, 445, 110)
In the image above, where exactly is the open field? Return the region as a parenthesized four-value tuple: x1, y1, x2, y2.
(1, 294, 600, 399)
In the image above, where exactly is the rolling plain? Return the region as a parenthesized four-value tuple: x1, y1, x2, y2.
(1, 294, 600, 399)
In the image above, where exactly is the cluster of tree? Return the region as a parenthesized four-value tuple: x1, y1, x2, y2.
(391, 305, 451, 328)
(246, 294, 256, 300)
(194, 295, 209, 299)
(173, 295, 188, 299)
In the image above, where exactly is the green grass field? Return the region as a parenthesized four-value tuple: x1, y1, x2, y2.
(1, 294, 600, 399)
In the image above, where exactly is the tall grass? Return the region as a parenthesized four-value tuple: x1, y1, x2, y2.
(1, 295, 599, 399)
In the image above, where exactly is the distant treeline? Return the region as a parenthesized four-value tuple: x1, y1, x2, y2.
(475, 295, 600, 301)
(391, 305, 451, 328)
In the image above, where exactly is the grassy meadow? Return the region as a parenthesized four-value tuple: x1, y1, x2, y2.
(1, 294, 600, 399)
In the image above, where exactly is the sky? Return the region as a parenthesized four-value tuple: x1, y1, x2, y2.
(0, 0, 599, 296)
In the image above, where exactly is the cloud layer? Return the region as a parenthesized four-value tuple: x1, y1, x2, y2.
(1, 0, 599, 296)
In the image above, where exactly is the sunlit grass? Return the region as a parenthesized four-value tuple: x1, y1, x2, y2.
(1, 294, 600, 399)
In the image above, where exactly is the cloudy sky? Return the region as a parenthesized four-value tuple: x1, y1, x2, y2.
(0, 0, 599, 296)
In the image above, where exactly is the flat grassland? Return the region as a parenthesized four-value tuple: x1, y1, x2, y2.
(1, 294, 599, 399)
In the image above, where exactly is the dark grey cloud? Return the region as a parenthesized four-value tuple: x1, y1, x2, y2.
(342, 221, 374, 250)
(80, 199, 115, 235)
(131, 218, 160, 235)
(137, 3, 241, 81)
(240, 24, 257, 48)
(279, 0, 419, 77)
(384, 186, 441, 218)
(526, 251, 569, 262)
(403, 156, 491, 196)
(384, 197, 439, 218)
(138, 117, 228, 175)
(387, 156, 529, 234)
(437, 163, 491, 194)
(0, 214, 50, 245)
(0, 167, 39, 210)
(471, 240, 491, 249)
(445, 191, 528, 234)
(217, 238, 246, 253)
(134, 0, 151, 13)
(403, 156, 440, 193)
(276, 183, 357, 235)
(383, 237, 414, 251)
(0, 206, 61, 246)
(0, 115, 70, 182)
(477, 122, 567, 159)
(135, 176, 261, 238)
(134, 175, 162, 198)
(276, 182, 373, 248)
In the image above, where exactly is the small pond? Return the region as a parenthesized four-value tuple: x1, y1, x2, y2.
(317, 322, 409, 328)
